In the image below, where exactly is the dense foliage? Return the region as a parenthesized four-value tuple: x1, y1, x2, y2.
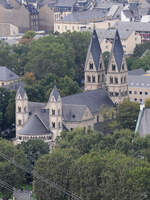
(0, 139, 28, 199)
(0, 88, 15, 139)
(17, 140, 49, 183)
(33, 128, 150, 200)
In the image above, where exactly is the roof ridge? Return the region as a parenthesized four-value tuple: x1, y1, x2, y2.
(34, 113, 49, 131)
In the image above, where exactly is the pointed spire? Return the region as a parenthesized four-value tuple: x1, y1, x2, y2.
(86, 29, 102, 70)
(49, 85, 60, 102)
(16, 82, 27, 99)
(111, 30, 124, 72)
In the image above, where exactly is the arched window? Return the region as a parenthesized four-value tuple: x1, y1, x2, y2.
(115, 77, 118, 84)
(87, 76, 91, 83)
(18, 107, 21, 112)
(52, 109, 55, 115)
(89, 63, 93, 70)
(52, 122, 55, 128)
(112, 64, 116, 71)
(110, 77, 113, 84)
(18, 120, 22, 126)
(98, 75, 100, 82)
(121, 77, 123, 84)
(92, 76, 96, 83)
(124, 76, 126, 83)
(102, 74, 105, 82)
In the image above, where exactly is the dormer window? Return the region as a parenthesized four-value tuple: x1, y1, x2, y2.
(89, 63, 93, 70)
(112, 65, 116, 71)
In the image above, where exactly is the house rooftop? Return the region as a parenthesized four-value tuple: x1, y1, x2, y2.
(115, 21, 150, 32)
(0, 66, 19, 81)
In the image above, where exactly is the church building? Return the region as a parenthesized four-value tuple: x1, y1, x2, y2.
(15, 29, 128, 145)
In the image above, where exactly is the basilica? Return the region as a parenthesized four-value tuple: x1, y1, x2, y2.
(15, 29, 128, 145)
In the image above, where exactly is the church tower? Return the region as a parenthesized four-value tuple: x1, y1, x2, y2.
(48, 86, 62, 142)
(16, 84, 29, 131)
(106, 30, 128, 104)
(84, 29, 105, 91)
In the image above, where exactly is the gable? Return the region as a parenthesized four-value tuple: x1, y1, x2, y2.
(81, 107, 93, 121)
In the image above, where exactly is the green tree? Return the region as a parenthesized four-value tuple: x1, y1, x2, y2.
(0, 139, 28, 199)
(17, 139, 49, 183)
(116, 99, 139, 130)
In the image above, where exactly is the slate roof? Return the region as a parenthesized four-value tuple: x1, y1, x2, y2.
(128, 75, 150, 88)
(16, 83, 27, 99)
(0, 66, 19, 81)
(60, 8, 109, 23)
(128, 68, 145, 76)
(137, 108, 150, 137)
(96, 28, 133, 41)
(62, 104, 89, 122)
(49, 85, 60, 101)
(17, 114, 51, 136)
(62, 88, 114, 114)
(115, 22, 150, 32)
(85, 29, 102, 70)
(109, 30, 124, 72)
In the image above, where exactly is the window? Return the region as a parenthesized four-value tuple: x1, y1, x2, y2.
(124, 76, 126, 83)
(97, 116, 99, 122)
(110, 92, 113, 96)
(134, 98, 137, 102)
(115, 77, 118, 84)
(121, 77, 123, 84)
(2, 82, 4, 86)
(122, 64, 124, 70)
(52, 122, 55, 128)
(115, 92, 119, 96)
(58, 109, 60, 115)
(110, 77, 113, 84)
(100, 63, 102, 69)
(24, 107, 26, 112)
(92, 76, 95, 83)
(140, 91, 142, 95)
(89, 63, 93, 70)
(72, 26, 74, 30)
(134, 91, 137, 95)
(57, 25, 60, 30)
(18, 120, 22, 126)
(98, 75, 100, 83)
(102, 74, 105, 82)
(112, 65, 116, 71)
(87, 76, 91, 83)
(129, 91, 132, 94)
(140, 99, 143, 102)
(18, 107, 21, 112)
(65, 26, 67, 30)
(52, 109, 55, 115)
(145, 92, 148, 95)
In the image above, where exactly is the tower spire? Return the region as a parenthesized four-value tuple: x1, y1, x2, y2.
(84, 29, 105, 91)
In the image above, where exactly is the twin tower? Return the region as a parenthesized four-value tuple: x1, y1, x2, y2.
(84, 29, 128, 104)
